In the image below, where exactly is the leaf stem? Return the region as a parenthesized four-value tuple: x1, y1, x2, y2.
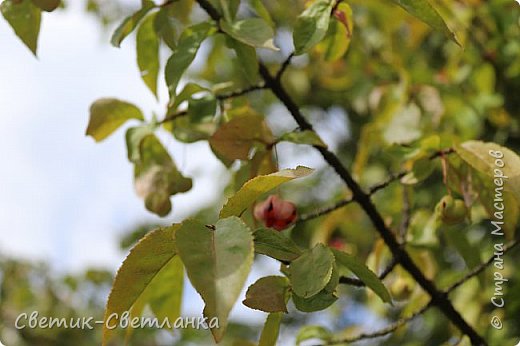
(194, 1, 486, 344)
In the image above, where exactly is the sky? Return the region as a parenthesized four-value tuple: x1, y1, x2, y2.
(0, 0, 239, 323)
(0, 0, 314, 327)
(0, 1, 349, 328)
(0, 2, 227, 270)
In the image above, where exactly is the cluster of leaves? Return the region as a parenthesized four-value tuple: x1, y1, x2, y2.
(0, 238, 260, 346)
(0, 256, 112, 345)
(103, 166, 394, 344)
(3, 0, 520, 345)
(0, 0, 60, 55)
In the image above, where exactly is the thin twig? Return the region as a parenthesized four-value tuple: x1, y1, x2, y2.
(321, 302, 432, 345)
(216, 83, 266, 100)
(259, 56, 487, 346)
(298, 196, 354, 223)
(298, 171, 406, 223)
(327, 237, 520, 345)
(339, 258, 398, 287)
(159, 109, 188, 124)
(399, 186, 411, 244)
(298, 148, 455, 223)
(160, 83, 265, 124)
(275, 52, 294, 80)
(445, 238, 520, 293)
(194, 1, 486, 344)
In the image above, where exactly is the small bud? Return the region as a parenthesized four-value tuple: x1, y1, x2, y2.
(436, 195, 467, 225)
(390, 277, 415, 301)
(254, 195, 297, 231)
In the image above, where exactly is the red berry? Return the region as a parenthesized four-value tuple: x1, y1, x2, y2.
(254, 195, 297, 231)
(328, 238, 345, 250)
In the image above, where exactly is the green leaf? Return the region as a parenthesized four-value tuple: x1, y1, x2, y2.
(316, 3, 353, 61)
(220, 166, 313, 218)
(31, 0, 60, 12)
(110, 0, 155, 48)
(188, 94, 217, 122)
(134, 135, 192, 216)
(170, 116, 214, 142)
(293, 0, 335, 55)
(290, 244, 334, 298)
(250, 148, 277, 177)
(212, 0, 240, 21)
(125, 125, 154, 163)
(1, 0, 41, 55)
(401, 157, 435, 185)
(171, 94, 218, 143)
(250, 0, 274, 27)
(233, 340, 257, 346)
(383, 103, 422, 144)
(455, 141, 520, 203)
(292, 289, 337, 312)
(444, 226, 481, 270)
(389, 0, 460, 45)
(168, 82, 209, 112)
(295, 326, 331, 345)
(324, 262, 339, 293)
(129, 255, 183, 332)
(208, 0, 239, 21)
(153, 8, 177, 50)
(226, 37, 260, 84)
(220, 18, 279, 51)
(209, 114, 274, 161)
(471, 63, 495, 94)
(176, 217, 254, 342)
(161, 0, 193, 24)
(137, 13, 160, 97)
(332, 249, 392, 303)
(279, 130, 327, 148)
(86, 98, 144, 142)
(254, 228, 302, 262)
(103, 225, 180, 346)
(165, 21, 216, 99)
(243, 276, 290, 313)
(258, 313, 282, 346)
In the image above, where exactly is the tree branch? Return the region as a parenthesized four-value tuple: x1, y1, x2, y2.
(298, 148, 454, 223)
(258, 63, 487, 346)
(196, 0, 221, 21)
(193, 1, 486, 344)
(327, 237, 520, 345)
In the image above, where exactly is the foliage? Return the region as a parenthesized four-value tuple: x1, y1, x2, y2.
(2, 0, 520, 345)
(0, 256, 113, 346)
